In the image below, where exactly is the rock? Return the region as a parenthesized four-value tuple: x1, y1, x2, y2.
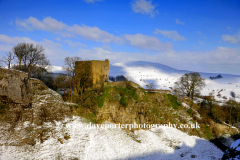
(0, 68, 31, 106)
(222, 139, 240, 160)
(0, 68, 70, 145)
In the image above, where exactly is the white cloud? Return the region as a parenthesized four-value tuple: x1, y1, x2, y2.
(222, 32, 240, 44)
(176, 19, 185, 25)
(76, 47, 139, 63)
(67, 24, 123, 43)
(147, 47, 240, 74)
(102, 44, 112, 50)
(84, 0, 102, 3)
(73, 46, 240, 74)
(131, 0, 157, 17)
(16, 17, 67, 31)
(194, 46, 200, 49)
(0, 34, 70, 65)
(16, 17, 123, 44)
(227, 26, 232, 30)
(0, 34, 36, 44)
(154, 29, 186, 41)
(0, 44, 13, 53)
(2, 34, 234, 74)
(198, 41, 204, 45)
(58, 32, 76, 38)
(196, 31, 207, 39)
(124, 33, 172, 51)
(55, 37, 62, 41)
(210, 47, 239, 61)
(64, 39, 87, 48)
(42, 17, 68, 30)
(197, 31, 202, 35)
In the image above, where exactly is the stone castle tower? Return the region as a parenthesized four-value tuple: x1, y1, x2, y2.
(74, 59, 109, 90)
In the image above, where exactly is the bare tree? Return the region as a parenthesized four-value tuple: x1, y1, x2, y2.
(75, 65, 93, 96)
(174, 72, 206, 100)
(12, 43, 33, 70)
(225, 99, 238, 125)
(236, 103, 240, 129)
(63, 57, 82, 78)
(146, 83, 155, 90)
(0, 52, 14, 69)
(63, 57, 82, 103)
(12, 43, 50, 78)
(26, 44, 50, 78)
(54, 74, 70, 100)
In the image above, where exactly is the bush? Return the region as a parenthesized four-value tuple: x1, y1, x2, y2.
(0, 102, 7, 121)
(166, 94, 181, 109)
(119, 91, 129, 107)
(92, 83, 138, 108)
(230, 91, 236, 98)
(187, 108, 193, 114)
(96, 94, 105, 108)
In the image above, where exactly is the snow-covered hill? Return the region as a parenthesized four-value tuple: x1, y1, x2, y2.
(50, 61, 240, 103)
(109, 61, 240, 104)
(0, 116, 223, 160)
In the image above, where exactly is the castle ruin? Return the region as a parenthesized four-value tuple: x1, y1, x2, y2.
(74, 59, 109, 91)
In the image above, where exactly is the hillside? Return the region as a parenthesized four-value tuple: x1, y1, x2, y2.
(1, 64, 237, 159)
(0, 71, 226, 159)
(109, 61, 240, 104)
(51, 61, 240, 104)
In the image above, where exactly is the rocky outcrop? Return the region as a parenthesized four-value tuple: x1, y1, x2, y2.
(0, 68, 70, 124)
(95, 83, 166, 127)
(0, 68, 70, 145)
(0, 68, 31, 106)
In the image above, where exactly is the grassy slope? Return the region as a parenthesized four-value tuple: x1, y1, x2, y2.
(71, 83, 237, 140)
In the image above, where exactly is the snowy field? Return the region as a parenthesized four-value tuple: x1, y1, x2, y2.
(109, 61, 240, 104)
(0, 116, 223, 160)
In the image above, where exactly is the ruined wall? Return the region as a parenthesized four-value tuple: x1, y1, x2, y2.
(91, 59, 109, 85)
(104, 81, 142, 89)
(75, 59, 109, 91)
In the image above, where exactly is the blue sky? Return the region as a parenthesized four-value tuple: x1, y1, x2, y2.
(0, 0, 240, 74)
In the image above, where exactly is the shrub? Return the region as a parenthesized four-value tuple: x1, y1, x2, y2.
(166, 94, 181, 109)
(119, 90, 129, 107)
(0, 102, 7, 121)
(96, 94, 105, 108)
(187, 108, 193, 114)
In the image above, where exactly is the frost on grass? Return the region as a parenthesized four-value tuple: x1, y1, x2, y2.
(0, 116, 223, 160)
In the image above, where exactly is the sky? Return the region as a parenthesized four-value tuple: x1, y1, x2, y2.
(0, 0, 240, 74)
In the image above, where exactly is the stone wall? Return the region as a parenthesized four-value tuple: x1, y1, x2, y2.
(75, 59, 109, 91)
(91, 59, 109, 85)
(104, 81, 142, 88)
